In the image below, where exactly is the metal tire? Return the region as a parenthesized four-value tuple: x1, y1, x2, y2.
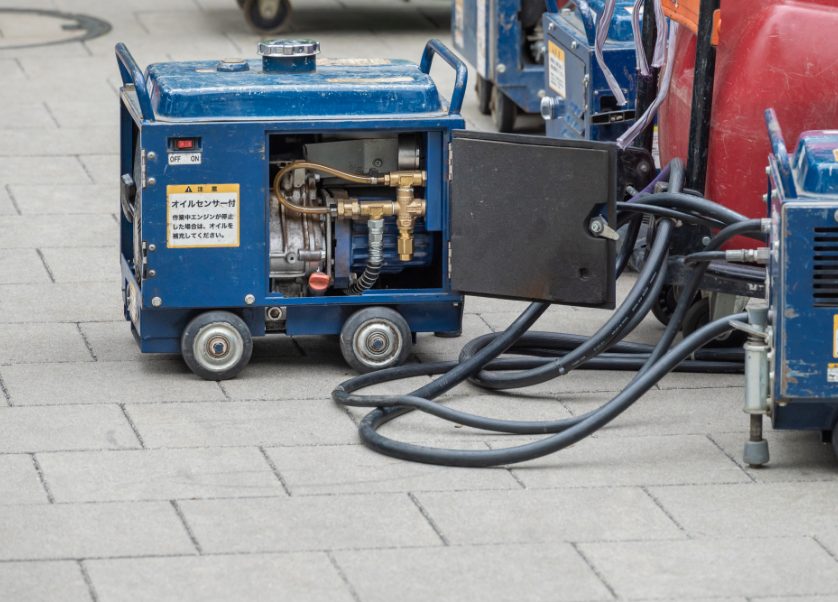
(490, 85, 516, 132)
(340, 307, 412, 373)
(181, 311, 253, 380)
(242, 0, 291, 34)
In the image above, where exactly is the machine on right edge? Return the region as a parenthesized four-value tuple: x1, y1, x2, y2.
(759, 111, 838, 461)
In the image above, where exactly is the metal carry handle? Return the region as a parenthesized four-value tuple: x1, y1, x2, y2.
(419, 39, 467, 116)
(115, 42, 154, 121)
(764, 108, 796, 197)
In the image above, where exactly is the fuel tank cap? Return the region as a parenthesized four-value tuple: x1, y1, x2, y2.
(258, 39, 319, 72)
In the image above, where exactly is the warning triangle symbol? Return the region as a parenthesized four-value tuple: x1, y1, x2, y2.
(185, 186, 192, 192)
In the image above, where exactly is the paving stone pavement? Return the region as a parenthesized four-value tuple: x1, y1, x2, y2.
(0, 1, 837, 601)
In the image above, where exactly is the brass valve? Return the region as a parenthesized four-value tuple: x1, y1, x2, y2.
(273, 161, 427, 261)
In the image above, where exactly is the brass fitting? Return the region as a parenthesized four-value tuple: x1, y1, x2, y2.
(277, 161, 427, 261)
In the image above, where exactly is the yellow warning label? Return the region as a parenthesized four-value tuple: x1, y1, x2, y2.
(166, 184, 240, 249)
(547, 42, 566, 98)
(828, 363, 838, 383)
(833, 315, 838, 358)
(833, 149, 838, 162)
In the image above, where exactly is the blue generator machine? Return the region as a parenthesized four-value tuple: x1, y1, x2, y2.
(539, 0, 639, 141)
(761, 110, 838, 458)
(115, 39, 468, 380)
(452, 0, 546, 131)
(452, 0, 638, 135)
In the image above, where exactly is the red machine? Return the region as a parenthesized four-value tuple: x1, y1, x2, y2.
(659, 0, 838, 236)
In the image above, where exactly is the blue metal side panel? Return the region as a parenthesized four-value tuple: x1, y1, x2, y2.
(777, 204, 837, 399)
(543, 8, 637, 141)
(139, 120, 268, 310)
(794, 131, 838, 196)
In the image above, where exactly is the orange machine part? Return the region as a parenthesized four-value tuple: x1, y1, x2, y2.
(661, 0, 721, 45)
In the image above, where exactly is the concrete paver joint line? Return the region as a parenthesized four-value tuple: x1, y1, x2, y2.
(119, 404, 145, 448)
(407, 492, 450, 546)
(77, 559, 99, 602)
(170, 500, 203, 555)
(569, 541, 618, 600)
(30, 453, 55, 504)
(326, 550, 363, 602)
(258, 446, 292, 496)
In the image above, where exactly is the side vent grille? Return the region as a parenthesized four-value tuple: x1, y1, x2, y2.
(813, 227, 838, 306)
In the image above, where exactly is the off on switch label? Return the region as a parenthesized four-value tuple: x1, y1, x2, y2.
(166, 183, 240, 249)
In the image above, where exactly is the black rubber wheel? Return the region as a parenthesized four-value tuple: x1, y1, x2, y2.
(242, 0, 291, 34)
(490, 85, 516, 132)
(680, 297, 747, 348)
(476, 75, 492, 115)
(340, 307, 412, 373)
(651, 285, 679, 326)
(832, 427, 838, 462)
(181, 311, 253, 380)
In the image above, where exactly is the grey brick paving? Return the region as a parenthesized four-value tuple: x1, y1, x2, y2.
(265, 443, 520, 495)
(578, 537, 838, 599)
(0, 502, 195, 560)
(126, 399, 359, 448)
(0, 1, 836, 600)
(412, 488, 685, 544)
(178, 494, 444, 552)
(86, 553, 356, 602)
(0, 405, 140, 452)
(334, 543, 613, 602)
(0, 249, 51, 284)
(0, 454, 49, 504)
(9, 184, 117, 215)
(0, 322, 92, 365)
(2, 360, 226, 405)
(0, 561, 92, 602)
(37, 447, 287, 502)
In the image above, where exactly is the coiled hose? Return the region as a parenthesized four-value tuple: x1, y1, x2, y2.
(332, 160, 764, 467)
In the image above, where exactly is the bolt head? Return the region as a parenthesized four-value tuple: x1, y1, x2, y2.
(571, 41, 578, 50)
(151, 296, 162, 307)
(148, 243, 157, 252)
(765, 165, 771, 176)
(244, 294, 255, 305)
(147, 269, 156, 278)
(589, 220, 604, 233)
(833, 209, 838, 223)
(147, 151, 156, 161)
(496, 63, 506, 74)
(701, 236, 711, 246)
(147, 177, 156, 186)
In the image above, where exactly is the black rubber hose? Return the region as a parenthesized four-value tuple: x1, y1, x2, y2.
(338, 312, 746, 467)
(684, 251, 727, 265)
(632, 191, 749, 225)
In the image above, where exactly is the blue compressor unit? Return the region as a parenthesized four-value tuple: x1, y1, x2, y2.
(115, 39, 467, 380)
(540, 0, 639, 141)
(766, 111, 838, 443)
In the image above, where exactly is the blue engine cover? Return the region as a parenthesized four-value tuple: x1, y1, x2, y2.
(768, 113, 838, 430)
(542, 0, 638, 141)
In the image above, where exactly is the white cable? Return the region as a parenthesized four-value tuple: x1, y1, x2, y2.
(632, 0, 650, 76)
(652, 0, 666, 67)
(617, 20, 677, 149)
(594, 0, 628, 106)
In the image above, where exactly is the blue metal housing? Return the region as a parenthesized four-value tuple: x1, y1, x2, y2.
(542, 1, 639, 141)
(452, 0, 545, 114)
(766, 110, 838, 432)
(116, 41, 466, 354)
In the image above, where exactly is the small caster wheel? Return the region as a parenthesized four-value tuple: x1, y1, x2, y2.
(340, 307, 412, 373)
(181, 311, 253, 380)
(242, 0, 292, 34)
(490, 85, 516, 132)
(681, 297, 747, 348)
(651, 285, 679, 326)
(475, 75, 492, 115)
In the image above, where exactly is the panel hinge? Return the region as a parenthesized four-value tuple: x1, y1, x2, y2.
(140, 149, 148, 188)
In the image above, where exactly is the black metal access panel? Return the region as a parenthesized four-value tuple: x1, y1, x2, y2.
(450, 131, 618, 308)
